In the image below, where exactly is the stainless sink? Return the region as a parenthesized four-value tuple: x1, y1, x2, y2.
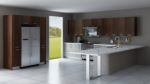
(93, 44, 118, 48)
(106, 46, 118, 48)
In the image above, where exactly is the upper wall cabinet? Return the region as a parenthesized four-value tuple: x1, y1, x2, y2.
(83, 19, 93, 27)
(68, 20, 74, 35)
(21, 16, 32, 24)
(93, 19, 102, 35)
(74, 20, 84, 35)
(113, 18, 125, 36)
(31, 16, 39, 24)
(68, 17, 137, 36)
(125, 17, 137, 36)
(102, 18, 113, 35)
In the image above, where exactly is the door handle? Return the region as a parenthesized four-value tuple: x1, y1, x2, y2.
(15, 46, 20, 48)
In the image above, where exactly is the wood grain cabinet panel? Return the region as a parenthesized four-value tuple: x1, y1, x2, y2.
(74, 20, 79, 35)
(38, 17, 46, 63)
(68, 20, 74, 35)
(78, 20, 84, 35)
(92, 19, 102, 35)
(112, 18, 125, 36)
(125, 17, 137, 36)
(3, 15, 46, 70)
(68, 17, 137, 36)
(83, 19, 92, 27)
(102, 18, 113, 35)
(12, 15, 22, 67)
(118, 18, 125, 36)
(22, 16, 31, 24)
(74, 20, 84, 35)
(31, 16, 39, 24)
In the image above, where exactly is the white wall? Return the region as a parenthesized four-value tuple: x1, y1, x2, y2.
(0, 6, 73, 68)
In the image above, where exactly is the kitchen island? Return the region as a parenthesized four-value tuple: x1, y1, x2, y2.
(70, 45, 145, 80)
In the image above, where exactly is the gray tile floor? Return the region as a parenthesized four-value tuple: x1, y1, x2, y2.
(0, 58, 150, 84)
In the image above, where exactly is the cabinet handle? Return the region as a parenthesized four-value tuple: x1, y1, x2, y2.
(41, 45, 45, 46)
(128, 34, 131, 36)
(112, 34, 116, 35)
(15, 46, 20, 48)
(24, 22, 28, 24)
(41, 47, 45, 48)
(15, 49, 20, 51)
(120, 34, 123, 36)
(74, 34, 77, 35)
(33, 23, 37, 24)
(98, 34, 101, 35)
(105, 34, 108, 35)
(80, 34, 83, 35)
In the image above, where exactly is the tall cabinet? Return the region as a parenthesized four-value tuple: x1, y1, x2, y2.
(3, 15, 46, 70)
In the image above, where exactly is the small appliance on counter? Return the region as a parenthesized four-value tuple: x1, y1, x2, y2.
(77, 37, 81, 43)
(110, 36, 114, 44)
(125, 37, 131, 42)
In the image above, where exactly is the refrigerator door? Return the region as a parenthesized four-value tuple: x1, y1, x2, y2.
(21, 27, 31, 67)
(30, 27, 40, 65)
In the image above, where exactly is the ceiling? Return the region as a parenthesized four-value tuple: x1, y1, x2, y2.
(0, 0, 150, 13)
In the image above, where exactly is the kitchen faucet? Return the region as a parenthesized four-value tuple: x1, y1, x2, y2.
(115, 36, 120, 48)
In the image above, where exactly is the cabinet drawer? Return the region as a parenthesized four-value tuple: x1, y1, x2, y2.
(75, 46, 81, 51)
(75, 44, 81, 47)
(66, 46, 75, 51)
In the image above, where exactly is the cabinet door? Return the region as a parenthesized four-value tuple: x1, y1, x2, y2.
(31, 16, 39, 24)
(75, 20, 83, 35)
(93, 19, 102, 35)
(102, 18, 113, 35)
(75, 45, 81, 57)
(38, 17, 46, 63)
(68, 20, 74, 35)
(21, 16, 31, 24)
(125, 17, 137, 36)
(112, 18, 119, 35)
(12, 15, 22, 67)
(74, 20, 79, 35)
(65, 44, 75, 57)
(78, 20, 84, 35)
(83, 19, 92, 27)
(119, 18, 125, 36)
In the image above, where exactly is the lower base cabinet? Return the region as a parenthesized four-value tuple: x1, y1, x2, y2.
(65, 43, 82, 59)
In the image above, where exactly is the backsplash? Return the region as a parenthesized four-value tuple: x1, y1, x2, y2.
(74, 35, 133, 45)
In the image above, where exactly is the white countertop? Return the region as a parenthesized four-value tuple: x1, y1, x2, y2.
(70, 45, 145, 56)
(65, 42, 83, 44)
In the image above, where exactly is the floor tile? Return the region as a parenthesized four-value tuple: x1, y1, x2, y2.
(144, 79, 150, 84)
(35, 82, 50, 84)
(0, 82, 5, 84)
(108, 80, 142, 84)
(0, 59, 149, 84)
(43, 76, 80, 84)
(0, 74, 25, 82)
(5, 78, 40, 84)
(72, 80, 96, 84)
(118, 75, 150, 84)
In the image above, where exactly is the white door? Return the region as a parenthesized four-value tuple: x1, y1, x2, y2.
(30, 27, 40, 65)
(21, 27, 31, 67)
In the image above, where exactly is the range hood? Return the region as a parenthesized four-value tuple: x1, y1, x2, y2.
(83, 27, 99, 38)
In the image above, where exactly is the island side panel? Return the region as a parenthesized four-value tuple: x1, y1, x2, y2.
(100, 49, 137, 75)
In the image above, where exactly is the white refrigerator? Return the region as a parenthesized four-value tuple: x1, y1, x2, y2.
(21, 26, 40, 67)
